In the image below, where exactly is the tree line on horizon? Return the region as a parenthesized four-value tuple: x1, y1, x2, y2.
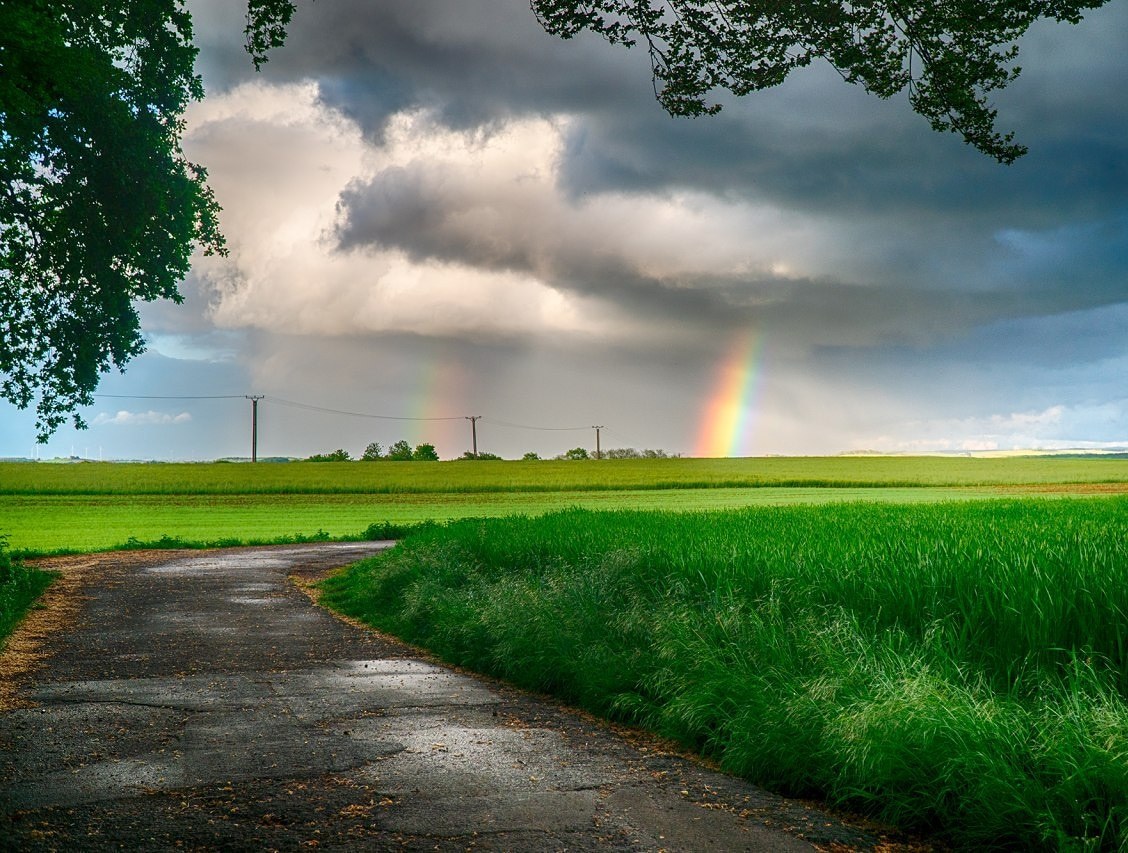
(305, 443, 678, 462)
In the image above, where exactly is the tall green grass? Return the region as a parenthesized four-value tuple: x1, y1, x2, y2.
(0, 536, 54, 648)
(320, 500, 1128, 850)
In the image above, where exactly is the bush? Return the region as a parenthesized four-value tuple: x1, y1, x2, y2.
(0, 535, 55, 649)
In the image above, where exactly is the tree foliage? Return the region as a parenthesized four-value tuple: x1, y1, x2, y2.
(603, 447, 675, 459)
(460, 450, 503, 460)
(0, 0, 225, 440)
(412, 442, 440, 462)
(385, 440, 414, 461)
(530, 0, 1108, 164)
(306, 448, 351, 461)
(361, 440, 441, 461)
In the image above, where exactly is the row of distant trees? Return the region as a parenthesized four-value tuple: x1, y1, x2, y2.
(304, 444, 676, 462)
(306, 441, 438, 462)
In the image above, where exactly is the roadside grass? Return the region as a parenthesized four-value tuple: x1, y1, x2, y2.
(319, 499, 1128, 850)
(0, 537, 55, 649)
(0, 486, 998, 554)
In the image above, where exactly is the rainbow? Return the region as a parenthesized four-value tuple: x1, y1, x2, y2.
(407, 347, 468, 450)
(694, 330, 763, 458)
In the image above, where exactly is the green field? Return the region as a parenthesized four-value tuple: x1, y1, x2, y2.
(321, 500, 1128, 850)
(1, 456, 1124, 553)
(4, 456, 1127, 846)
(4, 455, 1128, 495)
(3, 487, 1003, 553)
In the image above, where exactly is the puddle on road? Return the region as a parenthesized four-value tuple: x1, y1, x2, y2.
(146, 556, 291, 575)
(233, 582, 275, 593)
(336, 659, 446, 677)
(227, 596, 280, 606)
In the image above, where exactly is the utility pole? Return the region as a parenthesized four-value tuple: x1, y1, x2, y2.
(246, 395, 264, 462)
(592, 425, 604, 460)
(465, 415, 481, 458)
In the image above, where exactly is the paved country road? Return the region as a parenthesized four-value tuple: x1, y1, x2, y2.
(1, 544, 901, 851)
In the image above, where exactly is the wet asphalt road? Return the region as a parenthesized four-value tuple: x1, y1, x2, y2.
(0, 543, 892, 851)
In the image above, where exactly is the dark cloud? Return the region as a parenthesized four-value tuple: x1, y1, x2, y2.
(153, 0, 1128, 458)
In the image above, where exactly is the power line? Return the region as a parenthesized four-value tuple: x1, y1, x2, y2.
(93, 394, 246, 400)
(90, 392, 614, 440)
(602, 425, 645, 447)
(483, 416, 589, 432)
(264, 396, 463, 422)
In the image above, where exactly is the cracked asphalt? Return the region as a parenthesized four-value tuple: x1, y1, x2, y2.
(0, 543, 903, 851)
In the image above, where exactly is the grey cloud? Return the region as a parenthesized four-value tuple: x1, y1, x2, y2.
(196, 0, 1128, 230)
(173, 0, 1128, 457)
(332, 131, 1127, 354)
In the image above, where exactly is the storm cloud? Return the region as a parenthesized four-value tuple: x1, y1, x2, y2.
(6, 0, 1126, 459)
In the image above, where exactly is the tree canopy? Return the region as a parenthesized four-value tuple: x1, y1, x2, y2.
(0, 0, 223, 441)
(530, 0, 1109, 164)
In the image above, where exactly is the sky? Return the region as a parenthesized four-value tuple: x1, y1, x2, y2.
(4, 0, 1128, 461)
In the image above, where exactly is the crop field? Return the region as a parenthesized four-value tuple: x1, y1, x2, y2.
(3, 487, 1004, 553)
(4, 454, 1128, 494)
(321, 499, 1128, 850)
(1, 456, 1125, 553)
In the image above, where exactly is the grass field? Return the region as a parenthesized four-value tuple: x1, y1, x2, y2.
(4, 455, 1128, 495)
(2, 486, 1005, 553)
(320, 500, 1128, 850)
(2, 456, 1124, 553)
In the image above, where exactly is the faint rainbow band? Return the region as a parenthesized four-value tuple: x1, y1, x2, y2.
(694, 330, 763, 458)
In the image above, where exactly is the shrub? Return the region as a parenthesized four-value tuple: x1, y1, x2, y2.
(0, 534, 55, 648)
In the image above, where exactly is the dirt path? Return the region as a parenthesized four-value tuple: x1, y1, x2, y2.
(1, 544, 900, 851)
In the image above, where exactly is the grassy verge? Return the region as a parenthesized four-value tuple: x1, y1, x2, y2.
(0, 537, 55, 648)
(319, 500, 1128, 850)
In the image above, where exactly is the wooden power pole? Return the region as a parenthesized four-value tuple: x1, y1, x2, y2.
(465, 415, 481, 457)
(247, 395, 264, 462)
